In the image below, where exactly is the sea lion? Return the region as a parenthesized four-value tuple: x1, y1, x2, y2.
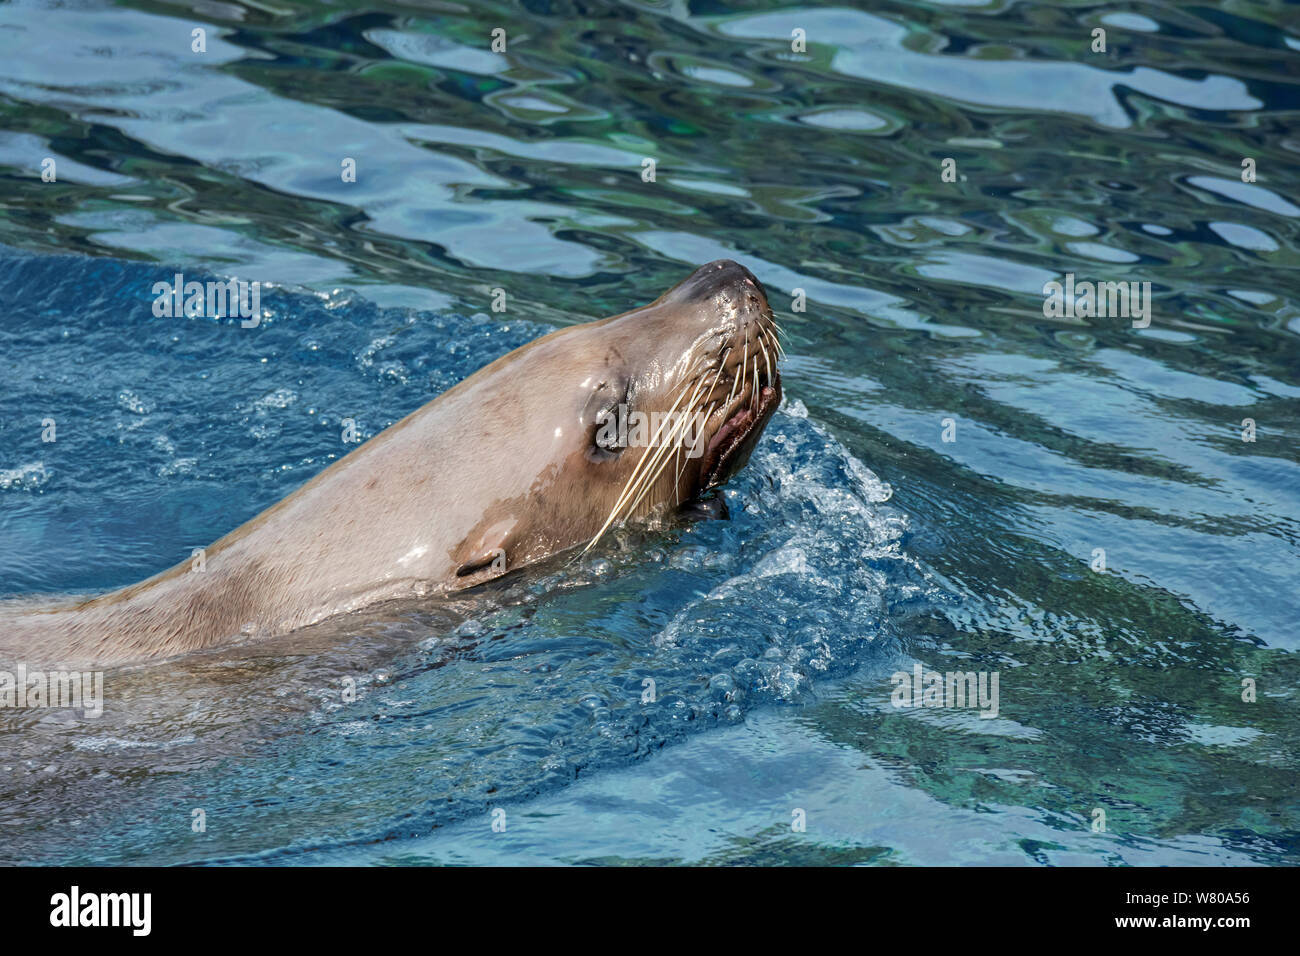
(0, 260, 783, 667)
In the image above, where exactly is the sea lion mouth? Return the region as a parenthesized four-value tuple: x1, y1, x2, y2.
(699, 373, 782, 489)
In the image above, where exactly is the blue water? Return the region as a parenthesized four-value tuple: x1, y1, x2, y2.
(1, 0, 1298, 865)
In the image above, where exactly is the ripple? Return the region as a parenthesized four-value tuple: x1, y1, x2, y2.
(1209, 221, 1280, 252)
(1, 0, 1298, 866)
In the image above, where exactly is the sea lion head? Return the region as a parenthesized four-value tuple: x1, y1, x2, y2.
(578, 259, 783, 530)
(454, 259, 782, 577)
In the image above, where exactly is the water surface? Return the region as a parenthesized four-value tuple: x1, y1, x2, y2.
(0, 0, 1297, 865)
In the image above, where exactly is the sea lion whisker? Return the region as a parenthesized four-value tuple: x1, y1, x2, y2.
(766, 313, 790, 344)
(725, 357, 741, 407)
(675, 400, 716, 490)
(766, 324, 785, 360)
(622, 377, 709, 520)
(669, 370, 711, 506)
(583, 374, 705, 553)
(623, 417, 691, 522)
(627, 423, 691, 519)
(740, 335, 749, 399)
(702, 355, 727, 409)
(674, 441, 683, 505)
(587, 398, 691, 550)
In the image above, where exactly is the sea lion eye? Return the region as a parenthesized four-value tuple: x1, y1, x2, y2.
(595, 426, 620, 452)
(589, 403, 623, 461)
(586, 382, 629, 462)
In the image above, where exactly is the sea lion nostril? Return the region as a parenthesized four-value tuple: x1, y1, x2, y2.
(682, 260, 770, 305)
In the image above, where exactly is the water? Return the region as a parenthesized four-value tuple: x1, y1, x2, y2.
(0, 0, 1297, 865)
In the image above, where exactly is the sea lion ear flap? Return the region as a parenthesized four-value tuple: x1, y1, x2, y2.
(455, 547, 508, 579)
(453, 519, 516, 581)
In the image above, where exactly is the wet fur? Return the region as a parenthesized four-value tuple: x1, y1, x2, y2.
(0, 260, 781, 667)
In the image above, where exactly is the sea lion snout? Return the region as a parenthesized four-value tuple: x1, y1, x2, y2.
(672, 258, 769, 307)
